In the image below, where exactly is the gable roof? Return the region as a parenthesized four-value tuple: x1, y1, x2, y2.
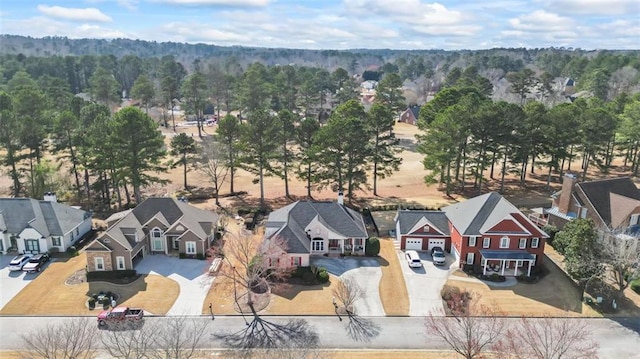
(395, 210, 450, 235)
(96, 198, 218, 251)
(442, 192, 547, 237)
(0, 198, 90, 236)
(409, 105, 420, 119)
(265, 201, 368, 254)
(577, 177, 640, 228)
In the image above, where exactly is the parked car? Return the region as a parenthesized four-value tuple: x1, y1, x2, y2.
(97, 306, 144, 327)
(22, 253, 50, 273)
(8, 254, 33, 271)
(405, 250, 423, 268)
(431, 247, 446, 266)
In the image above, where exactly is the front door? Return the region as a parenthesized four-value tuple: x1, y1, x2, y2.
(329, 239, 339, 251)
(25, 239, 40, 253)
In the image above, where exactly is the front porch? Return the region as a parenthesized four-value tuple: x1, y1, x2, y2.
(311, 237, 365, 256)
(479, 250, 535, 277)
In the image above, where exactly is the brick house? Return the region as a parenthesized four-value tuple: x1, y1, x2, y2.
(395, 192, 548, 276)
(85, 198, 218, 272)
(546, 174, 640, 231)
(398, 105, 421, 125)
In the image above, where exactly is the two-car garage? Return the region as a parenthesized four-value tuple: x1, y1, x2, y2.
(403, 237, 447, 252)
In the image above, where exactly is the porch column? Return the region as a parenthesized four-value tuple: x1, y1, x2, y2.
(164, 236, 168, 255)
(483, 258, 487, 275)
(341, 239, 344, 254)
(501, 260, 505, 275)
(527, 260, 533, 276)
(514, 261, 518, 276)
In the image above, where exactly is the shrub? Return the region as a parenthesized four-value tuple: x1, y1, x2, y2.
(365, 237, 380, 256)
(293, 266, 310, 279)
(196, 254, 205, 260)
(542, 224, 559, 245)
(631, 280, 640, 294)
(316, 270, 330, 283)
(179, 252, 187, 259)
(481, 273, 506, 282)
(87, 298, 96, 309)
(86, 270, 137, 282)
(66, 246, 78, 257)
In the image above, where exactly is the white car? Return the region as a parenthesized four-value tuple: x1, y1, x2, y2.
(405, 250, 423, 268)
(8, 254, 33, 271)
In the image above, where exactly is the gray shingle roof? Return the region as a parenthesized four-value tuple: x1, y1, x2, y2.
(265, 201, 368, 254)
(0, 198, 90, 237)
(442, 192, 519, 236)
(99, 197, 218, 251)
(395, 210, 450, 235)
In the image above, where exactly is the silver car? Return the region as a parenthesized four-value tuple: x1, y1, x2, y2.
(8, 254, 33, 271)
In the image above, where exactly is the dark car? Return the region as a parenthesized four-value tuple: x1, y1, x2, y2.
(22, 253, 50, 273)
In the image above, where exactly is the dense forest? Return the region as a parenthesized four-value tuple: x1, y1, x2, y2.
(0, 35, 639, 212)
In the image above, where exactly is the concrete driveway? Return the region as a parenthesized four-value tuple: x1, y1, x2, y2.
(135, 255, 213, 315)
(310, 256, 384, 316)
(397, 250, 455, 316)
(0, 254, 47, 310)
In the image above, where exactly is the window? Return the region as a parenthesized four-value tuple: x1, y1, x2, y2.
(25, 239, 40, 252)
(116, 256, 125, 270)
(312, 240, 324, 252)
(354, 238, 362, 246)
(531, 254, 537, 264)
(580, 208, 588, 219)
(630, 214, 639, 225)
(516, 260, 523, 267)
(95, 257, 104, 271)
(531, 237, 539, 248)
(466, 252, 475, 265)
(291, 257, 301, 266)
(468, 236, 477, 247)
(52, 237, 61, 246)
(483, 237, 490, 248)
(185, 241, 196, 254)
(500, 237, 509, 248)
(519, 238, 527, 249)
(423, 225, 430, 232)
(151, 228, 162, 238)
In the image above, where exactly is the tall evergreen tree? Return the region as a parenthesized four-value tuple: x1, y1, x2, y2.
(170, 133, 198, 190)
(215, 114, 242, 194)
(296, 116, 320, 198)
(367, 103, 401, 196)
(0, 92, 24, 196)
(131, 74, 156, 114)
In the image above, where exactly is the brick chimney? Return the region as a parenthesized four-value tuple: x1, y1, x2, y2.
(558, 173, 578, 215)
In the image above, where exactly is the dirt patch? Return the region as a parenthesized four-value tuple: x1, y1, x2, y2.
(0, 253, 179, 316)
(378, 239, 409, 316)
(65, 269, 87, 286)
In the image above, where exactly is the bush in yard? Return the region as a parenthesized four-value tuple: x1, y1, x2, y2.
(67, 246, 78, 257)
(542, 224, 559, 246)
(365, 237, 380, 256)
(87, 298, 96, 309)
(179, 252, 187, 259)
(316, 270, 329, 284)
(196, 253, 205, 260)
(630, 279, 640, 294)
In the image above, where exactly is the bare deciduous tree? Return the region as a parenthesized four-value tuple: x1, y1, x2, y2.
(149, 316, 210, 359)
(217, 229, 292, 310)
(100, 321, 156, 359)
(425, 293, 505, 359)
(21, 317, 97, 359)
(495, 315, 599, 359)
(332, 275, 363, 313)
(599, 229, 640, 298)
(198, 138, 229, 206)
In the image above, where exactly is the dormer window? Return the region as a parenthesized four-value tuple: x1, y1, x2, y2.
(151, 228, 162, 239)
(630, 214, 639, 226)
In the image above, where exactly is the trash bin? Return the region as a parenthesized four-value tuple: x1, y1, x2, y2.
(111, 298, 116, 308)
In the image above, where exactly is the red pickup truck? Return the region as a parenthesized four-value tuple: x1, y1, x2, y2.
(97, 306, 144, 327)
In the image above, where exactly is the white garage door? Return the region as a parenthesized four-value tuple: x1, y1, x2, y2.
(428, 239, 446, 251)
(405, 238, 423, 251)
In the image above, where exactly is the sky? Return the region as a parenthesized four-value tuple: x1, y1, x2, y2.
(0, 0, 639, 50)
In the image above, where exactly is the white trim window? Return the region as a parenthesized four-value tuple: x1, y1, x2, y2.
(312, 240, 324, 252)
(291, 257, 301, 266)
(116, 256, 125, 270)
(52, 237, 61, 246)
(631, 214, 640, 225)
(531, 238, 539, 248)
(466, 252, 475, 265)
(95, 257, 105, 271)
(151, 228, 163, 251)
(516, 260, 523, 267)
(423, 225, 430, 232)
(500, 237, 510, 248)
(483, 237, 490, 248)
(519, 238, 527, 249)
(185, 241, 196, 254)
(468, 236, 477, 247)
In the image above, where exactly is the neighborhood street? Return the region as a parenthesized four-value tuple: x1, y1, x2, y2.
(0, 315, 638, 357)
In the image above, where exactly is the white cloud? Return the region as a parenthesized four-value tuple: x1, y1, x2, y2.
(76, 24, 129, 38)
(0, 16, 129, 39)
(117, 0, 139, 11)
(508, 10, 574, 32)
(153, 0, 269, 6)
(539, 0, 640, 15)
(36, 5, 112, 22)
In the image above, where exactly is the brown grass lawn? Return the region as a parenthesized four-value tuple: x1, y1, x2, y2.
(0, 252, 179, 316)
(379, 239, 409, 316)
(445, 256, 601, 317)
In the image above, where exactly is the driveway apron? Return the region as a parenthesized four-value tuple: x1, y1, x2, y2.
(135, 255, 213, 315)
(397, 250, 450, 316)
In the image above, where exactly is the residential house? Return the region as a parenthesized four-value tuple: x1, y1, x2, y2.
(0, 195, 92, 255)
(399, 105, 421, 125)
(546, 174, 640, 231)
(395, 192, 548, 276)
(85, 197, 218, 272)
(264, 195, 368, 267)
(394, 210, 450, 252)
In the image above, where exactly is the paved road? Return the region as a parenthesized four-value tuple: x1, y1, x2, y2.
(1, 315, 638, 357)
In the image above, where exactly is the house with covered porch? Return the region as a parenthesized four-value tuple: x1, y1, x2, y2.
(442, 192, 548, 276)
(85, 197, 218, 272)
(264, 197, 368, 267)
